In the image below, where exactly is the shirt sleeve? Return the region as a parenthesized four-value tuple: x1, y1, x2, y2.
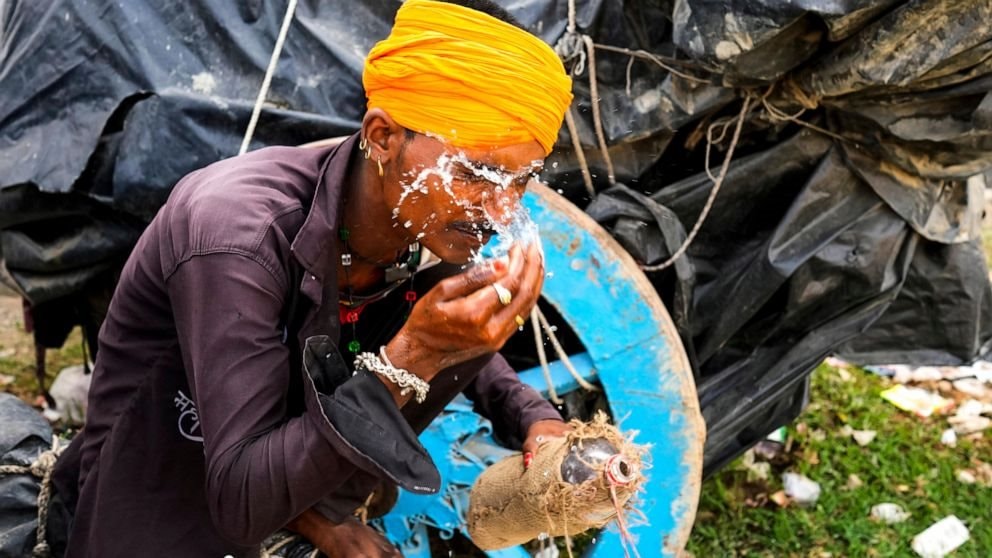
(462, 353, 563, 446)
(166, 252, 437, 546)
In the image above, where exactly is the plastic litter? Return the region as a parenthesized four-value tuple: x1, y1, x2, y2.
(870, 503, 910, 524)
(839, 425, 877, 447)
(955, 470, 977, 485)
(911, 516, 969, 558)
(782, 472, 821, 508)
(42, 364, 91, 425)
(851, 430, 877, 447)
(953, 400, 987, 417)
(940, 429, 958, 447)
(947, 415, 991, 435)
(955, 461, 992, 487)
(880, 385, 954, 418)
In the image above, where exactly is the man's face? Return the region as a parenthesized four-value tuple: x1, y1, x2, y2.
(385, 133, 545, 264)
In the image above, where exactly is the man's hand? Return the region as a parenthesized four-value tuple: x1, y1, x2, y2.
(522, 419, 572, 470)
(286, 509, 401, 558)
(388, 242, 544, 379)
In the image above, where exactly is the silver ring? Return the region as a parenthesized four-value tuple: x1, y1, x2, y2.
(492, 282, 512, 306)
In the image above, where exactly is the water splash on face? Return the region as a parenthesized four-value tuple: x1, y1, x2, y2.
(471, 204, 542, 264)
(392, 147, 544, 260)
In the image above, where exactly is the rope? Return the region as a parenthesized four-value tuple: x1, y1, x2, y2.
(581, 34, 616, 186)
(555, 0, 616, 196)
(609, 484, 640, 558)
(239, 0, 299, 155)
(531, 309, 563, 405)
(0, 435, 64, 557)
(639, 94, 752, 272)
(564, 108, 597, 198)
(534, 307, 600, 392)
(592, 43, 712, 84)
(758, 89, 852, 145)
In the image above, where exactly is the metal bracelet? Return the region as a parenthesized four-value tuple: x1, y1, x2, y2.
(354, 349, 430, 404)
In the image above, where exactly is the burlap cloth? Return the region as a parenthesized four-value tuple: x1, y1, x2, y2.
(468, 413, 645, 550)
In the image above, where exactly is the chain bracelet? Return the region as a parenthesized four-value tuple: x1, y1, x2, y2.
(354, 350, 430, 403)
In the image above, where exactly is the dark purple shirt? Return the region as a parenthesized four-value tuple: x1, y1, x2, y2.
(52, 135, 560, 557)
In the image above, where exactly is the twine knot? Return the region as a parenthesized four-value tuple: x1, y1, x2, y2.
(30, 450, 59, 479)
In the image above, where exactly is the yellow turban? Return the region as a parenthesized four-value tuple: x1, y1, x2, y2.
(363, 0, 573, 156)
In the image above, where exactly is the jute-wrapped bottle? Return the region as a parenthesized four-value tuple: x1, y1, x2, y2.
(468, 412, 644, 550)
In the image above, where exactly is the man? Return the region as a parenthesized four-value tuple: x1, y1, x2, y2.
(51, 0, 574, 556)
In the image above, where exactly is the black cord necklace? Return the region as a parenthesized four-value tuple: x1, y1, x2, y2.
(338, 226, 421, 354)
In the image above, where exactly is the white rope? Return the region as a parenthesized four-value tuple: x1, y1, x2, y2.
(555, 0, 617, 197)
(581, 34, 615, 186)
(239, 0, 299, 155)
(564, 108, 596, 198)
(532, 309, 563, 405)
(535, 306, 600, 392)
(640, 94, 752, 272)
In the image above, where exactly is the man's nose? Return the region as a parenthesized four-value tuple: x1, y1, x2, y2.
(482, 190, 523, 227)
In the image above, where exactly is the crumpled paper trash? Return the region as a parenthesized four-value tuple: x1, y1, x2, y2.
(782, 472, 821, 507)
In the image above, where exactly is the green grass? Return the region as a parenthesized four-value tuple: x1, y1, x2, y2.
(687, 363, 992, 557)
(0, 321, 85, 402)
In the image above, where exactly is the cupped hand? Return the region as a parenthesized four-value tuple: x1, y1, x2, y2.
(389, 242, 544, 375)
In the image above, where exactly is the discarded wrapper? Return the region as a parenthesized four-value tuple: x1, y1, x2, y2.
(940, 428, 958, 447)
(911, 515, 969, 558)
(880, 385, 953, 418)
(870, 503, 910, 524)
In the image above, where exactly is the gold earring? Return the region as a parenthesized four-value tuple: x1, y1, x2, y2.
(359, 136, 368, 150)
(364, 146, 372, 160)
(377, 157, 384, 177)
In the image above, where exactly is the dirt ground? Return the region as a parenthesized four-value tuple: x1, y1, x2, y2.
(0, 294, 25, 356)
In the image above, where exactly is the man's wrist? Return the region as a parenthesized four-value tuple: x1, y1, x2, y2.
(384, 331, 439, 382)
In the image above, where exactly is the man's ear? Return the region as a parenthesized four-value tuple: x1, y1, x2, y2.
(361, 108, 406, 165)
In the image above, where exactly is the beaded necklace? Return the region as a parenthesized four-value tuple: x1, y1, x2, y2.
(338, 226, 421, 354)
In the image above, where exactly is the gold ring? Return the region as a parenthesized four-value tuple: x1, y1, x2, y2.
(515, 314, 526, 327)
(492, 282, 512, 306)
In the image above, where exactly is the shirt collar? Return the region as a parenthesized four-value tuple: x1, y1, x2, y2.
(290, 133, 359, 281)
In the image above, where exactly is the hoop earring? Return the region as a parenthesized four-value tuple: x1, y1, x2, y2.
(377, 157, 384, 177)
(364, 146, 372, 160)
(359, 136, 368, 150)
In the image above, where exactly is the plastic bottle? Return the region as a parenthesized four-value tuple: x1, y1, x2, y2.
(560, 437, 635, 485)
